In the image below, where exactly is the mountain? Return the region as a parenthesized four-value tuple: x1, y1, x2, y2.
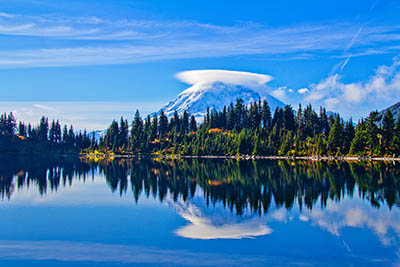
(380, 101, 400, 120)
(158, 81, 285, 118)
(90, 129, 106, 142)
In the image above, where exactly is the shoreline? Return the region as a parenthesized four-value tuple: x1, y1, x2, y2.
(81, 154, 400, 162)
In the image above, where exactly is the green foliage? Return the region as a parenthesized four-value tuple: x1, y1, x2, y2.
(0, 112, 95, 154)
(327, 116, 344, 155)
(2, 99, 400, 157)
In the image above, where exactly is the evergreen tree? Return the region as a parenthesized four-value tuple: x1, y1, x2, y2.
(181, 110, 189, 134)
(62, 125, 68, 144)
(189, 115, 197, 132)
(261, 101, 272, 129)
(393, 118, 400, 156)
(68, 125, 75, 146)
(158, 111, 168, 137)
(343, 119, 355, 154)
(105, 120, 118, 150)
(18, 122, 26, 137)
(119, 117, 129, 149)
(283, 105, 296, 131)
(382, 110, 395, 154)
(49, 120, 56, 143)
(296, 104, 304, 140)
(131, 111, 144, 152)
(365, 111, 382, 155)
(37, 116, 49, 142)
(327, 116, 344, 155)
(349, 120, 367, 155)
(55, 120, 62, 144)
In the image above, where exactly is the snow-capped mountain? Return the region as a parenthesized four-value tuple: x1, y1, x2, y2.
(159, 81, 285, 118)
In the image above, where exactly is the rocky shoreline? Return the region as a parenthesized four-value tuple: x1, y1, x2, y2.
(81, 154, 400, 162)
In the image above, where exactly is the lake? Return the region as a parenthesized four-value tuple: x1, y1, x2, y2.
(0, 156, 399, 266)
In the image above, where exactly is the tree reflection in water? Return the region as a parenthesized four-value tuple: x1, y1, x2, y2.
(0, 155, 399, 215)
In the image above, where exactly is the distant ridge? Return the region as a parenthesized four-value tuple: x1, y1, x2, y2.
(380, 101, 400, 120)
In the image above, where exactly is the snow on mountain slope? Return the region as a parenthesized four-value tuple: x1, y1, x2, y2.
(158, 70, 285, 118)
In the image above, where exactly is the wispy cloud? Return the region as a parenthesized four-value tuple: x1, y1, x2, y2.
(33, 103, 56, 111)
(0, 240, 268, 266)
(0, 101, 164, 130)
(0, 12, 400, 67)
(303, 55, 400, 116)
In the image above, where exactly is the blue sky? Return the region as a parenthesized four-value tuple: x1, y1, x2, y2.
(1, 0, 400, 129)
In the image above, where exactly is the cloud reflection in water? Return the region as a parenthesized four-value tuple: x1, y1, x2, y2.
(171, 197, 272, 240)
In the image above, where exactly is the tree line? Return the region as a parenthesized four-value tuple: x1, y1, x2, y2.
(98, 99, 400, 157)
(0, 113, 95, 153)
(1, 99, 400, 156)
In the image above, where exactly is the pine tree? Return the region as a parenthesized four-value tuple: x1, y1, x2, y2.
(55, 120, 62, 144)
(349, 120, 367, 155)
(68, 125, 75, 146)
(261, 101, 272, 129)
(283, 105, 295, 131)
(296, 104, 304, 140)
(62, 125, 68, 144)
(49, 120, 56, 143)
(182, 110, 189, 134)
(343, 119, 355, 154)
(18, 122, 26, 137)
(119, 117, 129, 149)
(327, 116, 344, 155)
(158, 111, 168, 138)
(37, 116, 49, 142)
(365, 111, 382, 155)
(105, 120, 118, 149)
(382, 110, 395, 154)
(393, 118, 400, 156)
(131, 111, 144, 152)
(189, 115, 197, 132)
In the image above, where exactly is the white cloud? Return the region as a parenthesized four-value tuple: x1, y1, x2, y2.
(176, 219, 272, 240)
(270, 210, 287, 222)
(176, 69, 273, 88)
(270, 86, 287, 101)
(298, 88, 309, 94)
(299, 214, 309, 222)
(171, 198, 272, 240)
(303, 56, 400, 116)
(307, 200, 400, 248)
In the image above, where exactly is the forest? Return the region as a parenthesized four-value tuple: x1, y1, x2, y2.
(1, 99, 400, 157)
(0, 113, 92, 154)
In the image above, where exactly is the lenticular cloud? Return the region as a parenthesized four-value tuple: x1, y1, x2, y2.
(175, 70, 273, 88)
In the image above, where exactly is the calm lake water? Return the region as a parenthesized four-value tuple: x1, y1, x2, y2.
(0, 156, 399, 266)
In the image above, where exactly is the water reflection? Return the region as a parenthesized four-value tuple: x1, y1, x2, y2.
(1, 156, 399, 214)
(170, 197, 272, 239)
(0, 156, 399, 265)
